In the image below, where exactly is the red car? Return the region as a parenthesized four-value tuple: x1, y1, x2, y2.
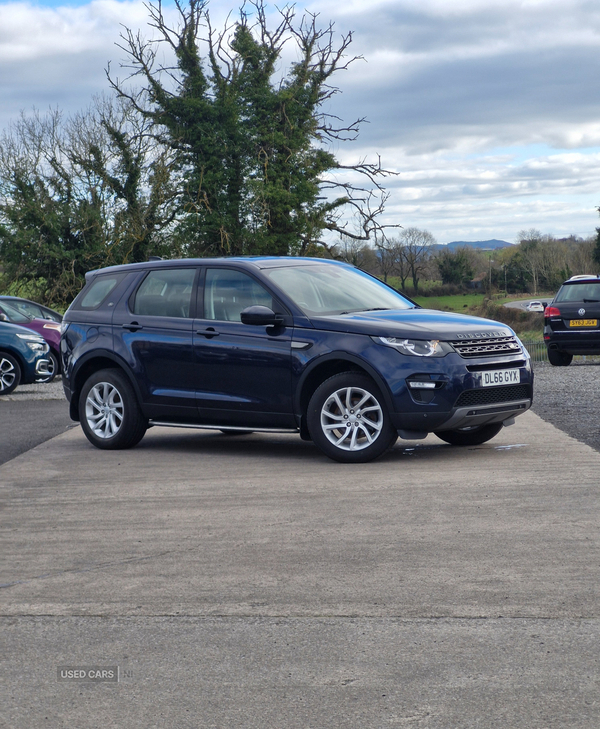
(0, 302, 61, 381)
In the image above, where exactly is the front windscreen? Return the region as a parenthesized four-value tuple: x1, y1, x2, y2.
(0, 302, 31, 323)
(263, 264, 415, 317)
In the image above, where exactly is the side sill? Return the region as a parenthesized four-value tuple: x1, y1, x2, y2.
(149, 420, 299, 434)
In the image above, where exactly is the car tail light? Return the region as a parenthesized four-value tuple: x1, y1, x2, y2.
(544, 306, 561, 317)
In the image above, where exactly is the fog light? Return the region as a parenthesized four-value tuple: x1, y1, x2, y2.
(408, 381, 436, 389)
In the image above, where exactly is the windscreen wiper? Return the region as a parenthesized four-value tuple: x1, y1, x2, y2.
(339, 307, 390, 315)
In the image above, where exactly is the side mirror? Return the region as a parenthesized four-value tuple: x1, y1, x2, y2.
(541, 302, 548, 307)
(240, 305, 284, 327)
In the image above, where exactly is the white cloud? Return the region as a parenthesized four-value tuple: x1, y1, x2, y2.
(1, 0, 600, 242)
(0, 1, 149, 60)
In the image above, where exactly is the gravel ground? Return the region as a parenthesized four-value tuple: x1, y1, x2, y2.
(531, 359, 600, 453)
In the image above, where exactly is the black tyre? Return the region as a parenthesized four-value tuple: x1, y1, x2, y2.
(434, 422, 503, 446)
(79, 368, 147, 450)
(0, 352, 21, 395)
(547, 348, 573, 367)
(307, 372, 398, 463)
(37, 350, 58, 383)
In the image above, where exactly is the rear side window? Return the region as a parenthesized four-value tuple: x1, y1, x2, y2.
(133, 268, 196, 318)
(79, 274, 126, 310)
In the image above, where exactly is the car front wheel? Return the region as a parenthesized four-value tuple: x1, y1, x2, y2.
(307, 372, 397, 463)
(0, 353, 21, 395)
(434, 422, 503, 446)
(79, 368, 147, 449)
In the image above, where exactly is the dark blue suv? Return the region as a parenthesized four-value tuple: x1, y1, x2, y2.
(61, 257, 533, 462)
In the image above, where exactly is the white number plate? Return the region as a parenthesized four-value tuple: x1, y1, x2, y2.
(478, 368, 521, 387)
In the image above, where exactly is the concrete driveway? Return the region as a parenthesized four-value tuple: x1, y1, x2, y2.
(2, 413, 599, 727)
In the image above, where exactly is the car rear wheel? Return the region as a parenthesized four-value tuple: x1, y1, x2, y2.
(0, 353, 21, 395)
(547, 348, 573, 367)
(307, 372, 397, 463)
(79, 368, 147, 449)
(434, 422, 503, 446)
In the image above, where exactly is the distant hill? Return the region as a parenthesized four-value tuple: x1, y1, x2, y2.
(442, 239, 514, 251)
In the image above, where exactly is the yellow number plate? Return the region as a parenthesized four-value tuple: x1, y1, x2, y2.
(569, 319, 598, 327)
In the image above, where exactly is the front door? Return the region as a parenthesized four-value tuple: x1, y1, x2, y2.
(193, 268, 295, 428)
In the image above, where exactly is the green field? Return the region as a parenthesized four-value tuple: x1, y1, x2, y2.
(411, 293, 486, 311)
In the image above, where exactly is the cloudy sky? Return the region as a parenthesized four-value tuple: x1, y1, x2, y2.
(1, 0, 600, 244)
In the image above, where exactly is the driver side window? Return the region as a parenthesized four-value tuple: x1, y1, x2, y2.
(203, 269, 273, 322)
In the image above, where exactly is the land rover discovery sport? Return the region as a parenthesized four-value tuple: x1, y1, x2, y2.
(61, 257, 534, 462)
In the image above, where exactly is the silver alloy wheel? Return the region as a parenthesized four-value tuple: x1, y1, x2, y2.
(320, 385, 384, 451)
(0, 357, 17, 391)
(85, 381, 125, 439)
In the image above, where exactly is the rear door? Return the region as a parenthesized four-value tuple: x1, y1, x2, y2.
(113, 266, 199, 419)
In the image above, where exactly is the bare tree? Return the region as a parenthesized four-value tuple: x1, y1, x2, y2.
(332, 234, 378, 271)
(398, 227, 436, 292)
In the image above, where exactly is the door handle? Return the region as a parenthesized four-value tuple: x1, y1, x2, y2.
(123, 322, 143, 332)
(196, 328, 220, 338)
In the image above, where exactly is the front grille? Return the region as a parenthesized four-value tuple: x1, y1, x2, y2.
(455, 384, 531, 407)
(449, 336, 522, 358)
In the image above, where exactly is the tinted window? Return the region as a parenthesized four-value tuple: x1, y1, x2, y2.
(203, 269, 273, 322)
(555, 282, 600, 303)
(133, 268, 196, 318)
(80, 274, 126, 310)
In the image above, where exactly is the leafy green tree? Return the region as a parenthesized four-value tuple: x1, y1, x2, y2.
(436, 247, 473, 286)
(0, 102, 177, 308)
(109, 0, 393, 256)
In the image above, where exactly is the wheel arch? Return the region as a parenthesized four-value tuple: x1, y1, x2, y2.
(0, 347, 26, 375)
(70, 350, 142, 421)
(296, 353, 394, 422)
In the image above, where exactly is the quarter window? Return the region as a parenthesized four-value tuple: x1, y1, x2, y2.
(79, 274, 126, 310)
(133, 269, 196, 318)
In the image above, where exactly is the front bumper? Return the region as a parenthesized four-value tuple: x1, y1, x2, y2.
(386, 352, 533, 436)
(34, 358, 52, 378)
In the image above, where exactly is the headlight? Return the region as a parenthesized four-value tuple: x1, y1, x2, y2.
(16, 332, 48, 352)
(375, 337, 453, 357)
(16, 332, 44, 342)
(43, 322, 61, 331)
